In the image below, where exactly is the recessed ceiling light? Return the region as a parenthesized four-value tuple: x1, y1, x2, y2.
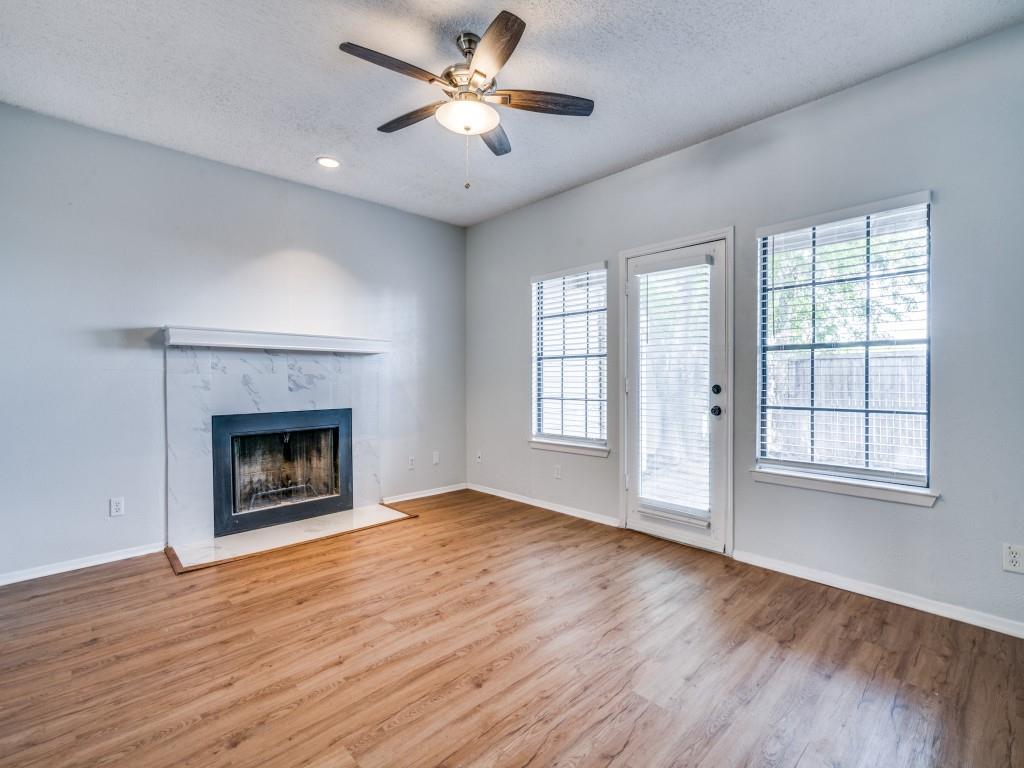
(316, 156, 340, 168)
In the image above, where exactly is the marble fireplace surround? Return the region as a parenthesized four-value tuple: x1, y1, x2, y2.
(163, 326, 413, 571)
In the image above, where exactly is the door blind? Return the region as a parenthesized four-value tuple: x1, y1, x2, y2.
(758, 202, 930, 485)
(638, 264, 711, 516)
(532, 267, 608, 444)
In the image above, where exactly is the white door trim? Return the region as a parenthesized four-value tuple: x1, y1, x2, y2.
(617, 227, 735, 555)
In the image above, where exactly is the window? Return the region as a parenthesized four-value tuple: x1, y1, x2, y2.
(531, 265, 608, 447)
(757, 197, 930, 486)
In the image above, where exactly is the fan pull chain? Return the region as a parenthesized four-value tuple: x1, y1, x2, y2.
(464, 134, 471, 190)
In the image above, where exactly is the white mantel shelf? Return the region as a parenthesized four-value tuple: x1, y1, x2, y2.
(163, 326, 391, 354)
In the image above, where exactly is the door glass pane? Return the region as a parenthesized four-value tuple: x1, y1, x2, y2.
(638, 264, 711, 516)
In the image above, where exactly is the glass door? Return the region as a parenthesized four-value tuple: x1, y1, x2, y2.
(625, 239, 728, 551)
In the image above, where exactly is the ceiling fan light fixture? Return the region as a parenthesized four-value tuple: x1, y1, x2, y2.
(435, 98, 500, 136)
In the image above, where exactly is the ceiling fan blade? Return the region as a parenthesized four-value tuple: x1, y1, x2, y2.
(339, 42, 444, 85)
(377, 101, 446, 133)
(480, 124, 511, 156)
(491, 90, 594, 116)
(470, 11, 525, 82)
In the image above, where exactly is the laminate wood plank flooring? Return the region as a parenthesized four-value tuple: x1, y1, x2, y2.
(1, 490, 1021, 767)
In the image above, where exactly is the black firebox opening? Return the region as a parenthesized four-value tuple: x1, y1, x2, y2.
(212, 409, 353, 537)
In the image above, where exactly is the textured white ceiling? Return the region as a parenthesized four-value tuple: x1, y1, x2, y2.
(1, 1, 1022, 225)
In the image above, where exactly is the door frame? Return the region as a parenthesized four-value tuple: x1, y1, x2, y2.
(616, 227, 735, 555)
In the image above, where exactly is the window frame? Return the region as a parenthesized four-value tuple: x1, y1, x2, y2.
(754, 192, 933, 490)
(530, 262, 609, 454)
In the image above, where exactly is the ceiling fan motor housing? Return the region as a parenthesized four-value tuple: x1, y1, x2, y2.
(440, 63, 472, 88)
(455, 32, 479, 59)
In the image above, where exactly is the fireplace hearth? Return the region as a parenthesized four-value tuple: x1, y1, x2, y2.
(211, 409, 353, 536)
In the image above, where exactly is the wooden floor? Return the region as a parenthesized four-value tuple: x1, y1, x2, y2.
(1, 490, 1021, 767)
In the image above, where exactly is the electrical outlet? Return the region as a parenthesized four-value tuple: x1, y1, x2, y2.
(432, 450, 440, 465)
(109, 497, 125, 517)
(554, 464, 562, 480)
(475, 451, 482, 464)
(1004, 543, 1024, 574)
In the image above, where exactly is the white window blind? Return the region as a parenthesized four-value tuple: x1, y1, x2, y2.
(532, 266, 608, 445)
(638, 264, 712, 516)
(758, 201, 930, 486)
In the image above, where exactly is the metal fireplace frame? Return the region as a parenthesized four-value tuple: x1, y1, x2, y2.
(211, 408, 353, 537)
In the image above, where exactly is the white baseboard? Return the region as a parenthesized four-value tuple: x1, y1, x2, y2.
(733, 549, 1024, 640)
(0, 542, 166, 588)
(382, 483, 468, 504)
(467, 483, 622, 528)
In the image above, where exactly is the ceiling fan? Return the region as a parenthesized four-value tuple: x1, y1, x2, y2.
(339, 10, 594, 156)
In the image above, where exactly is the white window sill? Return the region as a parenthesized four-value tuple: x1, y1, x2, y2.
(750, 467, 939, 508)
(529, 438, 610, 458)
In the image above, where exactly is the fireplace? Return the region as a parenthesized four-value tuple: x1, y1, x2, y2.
(211, 409, 353, 536)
